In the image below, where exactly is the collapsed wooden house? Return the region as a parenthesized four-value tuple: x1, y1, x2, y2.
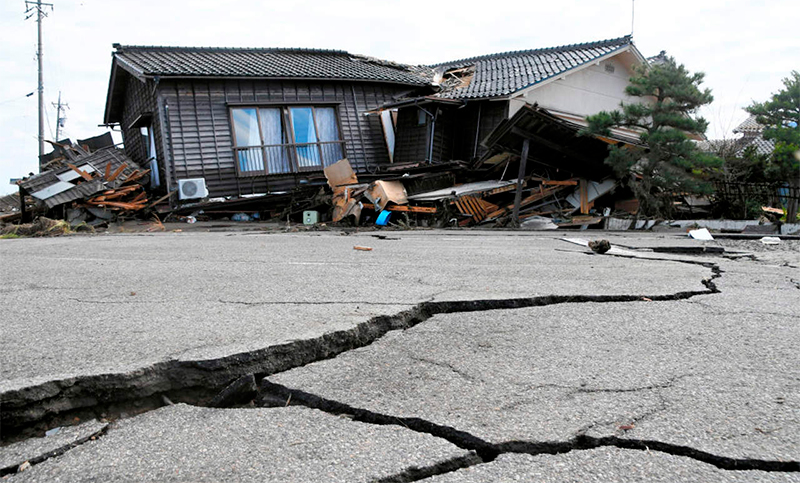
(101, 36, 654, 220)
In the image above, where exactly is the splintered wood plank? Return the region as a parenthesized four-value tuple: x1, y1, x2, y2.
(362, 203, 437, 214)
(87, 201, 145, 210)
(120, 170, 139, 183)
(104, 163, 112, 180)
(485, 185, 566, 220)
(541, 179, 578, 186)
(106, 163, 128, 182)
(122, 169, 151, 184)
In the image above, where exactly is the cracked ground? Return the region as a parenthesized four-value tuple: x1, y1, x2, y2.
(1, 230, 798, 481)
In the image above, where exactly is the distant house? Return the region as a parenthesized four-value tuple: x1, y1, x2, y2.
(103, 36, 651, 203)
(732, 115, 775, 157)
(696, 115, 775, 158)
(103, 45, 430, 199)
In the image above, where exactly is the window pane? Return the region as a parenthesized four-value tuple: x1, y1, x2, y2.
(290, 107, 320, 168)
(316, 107, 343, 167)
(259, 108, 291, 174)
(231, 108, 263, 172)
(380, 110, 395, 163)
(232, 108, 261, 146)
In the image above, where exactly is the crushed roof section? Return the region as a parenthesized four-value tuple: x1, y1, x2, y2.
(19, 148, 140, 208)
(0, 192, 21, 214)
(111, 45, 431, 86)
(431, 36, 634, 99)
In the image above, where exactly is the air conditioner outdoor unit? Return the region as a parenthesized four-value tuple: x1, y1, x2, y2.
(178, 178, 209, 200)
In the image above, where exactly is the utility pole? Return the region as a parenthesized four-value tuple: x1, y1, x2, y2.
(52, 91, 68, 141)
(25, 0, 54, 172)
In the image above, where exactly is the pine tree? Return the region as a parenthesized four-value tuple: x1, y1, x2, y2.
(745, 71, 800, 221)
(583, 56, 721, 217)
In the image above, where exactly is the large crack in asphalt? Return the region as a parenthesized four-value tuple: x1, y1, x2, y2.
(1, 256, 720, 441)
(7, 252, 777, 480)
(258, 379, 800, 481)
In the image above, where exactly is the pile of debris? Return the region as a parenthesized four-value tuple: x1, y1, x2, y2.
(318, 157, 616, 228)
(14, 141, 148, 228)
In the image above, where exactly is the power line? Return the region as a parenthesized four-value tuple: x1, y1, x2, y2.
(0, 92, 35, 106)
(44, 102, 55, 140)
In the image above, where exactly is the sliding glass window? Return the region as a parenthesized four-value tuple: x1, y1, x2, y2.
(231, 106, 345, 177)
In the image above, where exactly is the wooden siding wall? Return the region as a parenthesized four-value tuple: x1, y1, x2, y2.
(120, 74, 154, 167)
(431, 107, 455, 162)
(393, 100, 508, 164)
(394, 107, 430, 164)
(157, 79, 410, 198)
(475, 100, 508, 159)
(119, 74, 169, 191)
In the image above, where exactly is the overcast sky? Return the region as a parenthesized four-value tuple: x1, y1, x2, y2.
(1, 0, 797, 195)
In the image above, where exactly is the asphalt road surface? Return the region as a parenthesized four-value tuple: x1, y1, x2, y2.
(1, 230, 798, 481)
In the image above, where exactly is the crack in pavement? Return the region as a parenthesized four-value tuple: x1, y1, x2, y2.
(217, 300, 417, 307)
(371, 453, 483, 483)
(0, 254, 723, 442)
(682, 299, 798, 318)
(527, 374, 691, 395)
(8, 252, 789, 480)
(0, 424, 111, 477)
(403, 354, 480, 383)
(258, 379, 800, 481)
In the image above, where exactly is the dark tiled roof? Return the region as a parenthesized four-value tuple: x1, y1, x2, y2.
(432, 36, 634, 99)
(112, 45, 431, 86)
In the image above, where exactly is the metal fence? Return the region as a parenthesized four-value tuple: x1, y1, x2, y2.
(234, 141, 346, 176)
(712, 181, 799, 205)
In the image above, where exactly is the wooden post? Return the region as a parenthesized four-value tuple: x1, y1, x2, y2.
(512, 138, 530, 225)
(579, 178, 589, 214)
(19, 186, 30, 223)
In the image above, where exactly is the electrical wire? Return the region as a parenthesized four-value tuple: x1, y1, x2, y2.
(0, 93, 35, 106)
(44, 102, 55, 140)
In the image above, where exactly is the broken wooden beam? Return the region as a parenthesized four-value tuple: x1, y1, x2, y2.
(106, 163, 128, 182)
(362, 203, 438, 214)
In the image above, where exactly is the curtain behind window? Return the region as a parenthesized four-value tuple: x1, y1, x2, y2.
(232, 108, 264, 172)
(316, 107, 343, 167)
(290, 107, 320, 168)
(259, 108, 290, 174)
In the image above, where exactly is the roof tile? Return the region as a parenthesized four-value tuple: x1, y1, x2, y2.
(112, 46, 431, 86)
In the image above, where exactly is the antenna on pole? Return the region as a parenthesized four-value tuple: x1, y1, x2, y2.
(25, 0, 54, 172)
(631, 0, 635, 37)
(52, 91, 68, 142)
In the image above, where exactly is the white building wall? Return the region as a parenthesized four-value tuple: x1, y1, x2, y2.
(509, 50, 651, 118)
